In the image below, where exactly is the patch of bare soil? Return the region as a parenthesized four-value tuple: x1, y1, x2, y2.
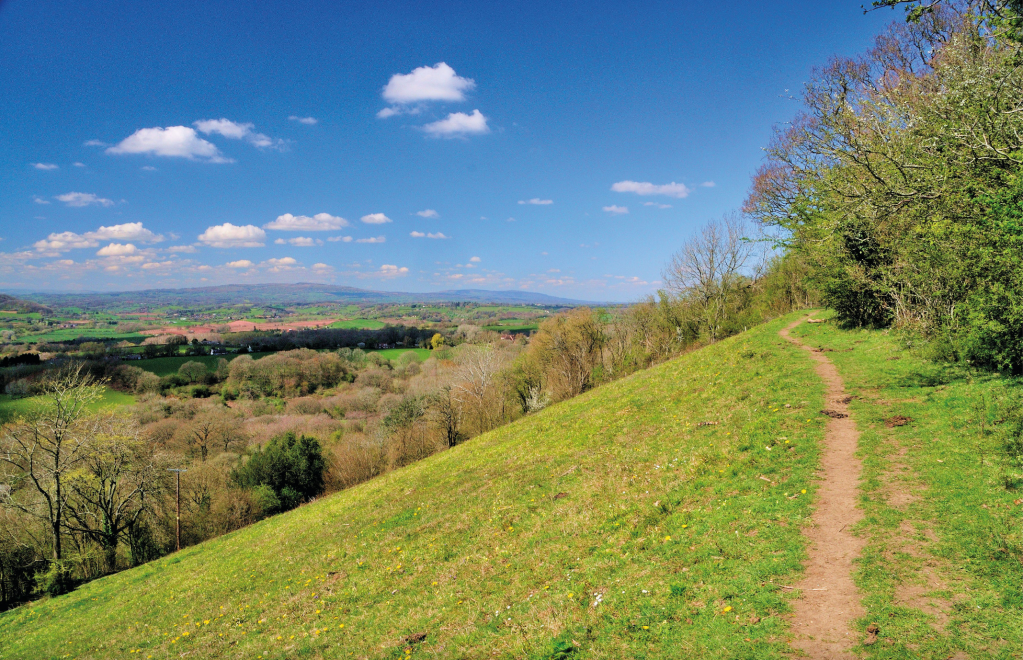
(885, 415, 913, 428)
(780, 317, 866, 659)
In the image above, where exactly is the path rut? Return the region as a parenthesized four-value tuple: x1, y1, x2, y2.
(780, 316, 865, 659)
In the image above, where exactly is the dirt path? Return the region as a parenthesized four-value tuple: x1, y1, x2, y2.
(779, 316, 866, 659)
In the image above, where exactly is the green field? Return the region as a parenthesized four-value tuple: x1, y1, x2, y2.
(16, 327, 148, 344)
(0, 313, 836, 658)
(0, 386, 135, 424)
(135, 352, 273, 377)
(370, 347, 431, 361)
(327, 318, 387, 330)
(484, 324, 538, 334)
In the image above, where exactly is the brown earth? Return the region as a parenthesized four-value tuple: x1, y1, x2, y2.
(780, 316, 866, 659)
(142, 318, 339, 336)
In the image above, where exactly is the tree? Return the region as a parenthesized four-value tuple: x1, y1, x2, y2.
(184, 412, 240, 462)
(178, 361, 209, 384)
(430, 333, 445, 350)
(0, 365, 101, 563)
(429, 386, 465, 447)
(232, 432, 324, 511)
(453, 344, 505, 434)
(62, 415, 162, 573)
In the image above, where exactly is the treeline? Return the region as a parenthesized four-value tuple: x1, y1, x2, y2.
(224, 325, 433, 352)
(745, 0, 1023, 372)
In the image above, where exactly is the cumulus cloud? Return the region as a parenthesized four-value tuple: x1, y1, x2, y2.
(193, 118, 283, 149)
(32, 196, 51, 205)
(33, 163, 59, 170)
(379, 264, 410, 275)
(197, 223, 266, 248)
(416, 209, 439, 218)
(91, 222, 164, 243)
(264, 212, 348, 231)
(423, 110, 489, 137)
(96, 243, 138, 256)
(263, 257, 298, 272)
(225, 260, 254, 268)
(356, 236, 386, 243)
(410, 231, 449, 239)
(311, 262, 332, 272)
(106, 126, 231, 162)
(73, 162, 85, 167)
(34, 232, 99, 252)
(288, 116, 318, 125)
(470, 256, 481, 262)
(699, 181, 716, 188)
(360, 213, 391, 224)
(84, 139, 109, 147)
(410, 231, 425, 238)
(56, 192, 114, 207)
(603, 205, 629, 214)
(167, 245, 197, 253)
(611, 180, 690, 198)
(518, 198, 553, 205)
(381, 62, 474, 107)
(273, 236, 320, 246)
(327, 235, 353, 243)
(643, 202, 672, 209)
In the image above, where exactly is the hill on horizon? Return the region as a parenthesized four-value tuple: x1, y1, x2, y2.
(6, 283, 595, 311)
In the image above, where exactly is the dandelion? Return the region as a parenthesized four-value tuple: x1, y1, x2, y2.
(642, 625, 649, 629)
(801, 489, 806, 494)
(723, 606, 732, 612)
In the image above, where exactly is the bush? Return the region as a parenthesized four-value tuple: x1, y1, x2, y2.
(36, 561, 75, 597)
(232, 432, 325, 512)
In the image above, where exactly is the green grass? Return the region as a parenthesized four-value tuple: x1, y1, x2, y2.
(16, 327, 148, 344)
(793, 314, 1023, 658)
(0, 313, 830, 658)
(484, 324, 538, 334)
(0, 386, 135, 424)
(328, 318, 387, 330)
(371, 347, 431, 361)
(136, 353, 273, 377)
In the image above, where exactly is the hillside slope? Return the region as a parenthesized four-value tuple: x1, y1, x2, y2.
(0, 315, 829, 659)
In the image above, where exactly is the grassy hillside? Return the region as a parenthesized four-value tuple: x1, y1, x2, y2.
(0, 315, 830, 659)
(0, 386, 135, 424)
(792, 315, 1023, 657)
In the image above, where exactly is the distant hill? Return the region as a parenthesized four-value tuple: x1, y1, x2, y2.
(0, 293, 52, 315)
(17, 283, 593, 310)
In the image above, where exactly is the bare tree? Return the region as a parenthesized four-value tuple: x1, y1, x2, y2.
(0, 365, 101, 561)
(662, 214, 764, 343)
(453, 345, 505, 435)
(184, 412, 239, 462)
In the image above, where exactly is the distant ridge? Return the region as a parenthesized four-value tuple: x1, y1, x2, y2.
(10, 283, 594, 310)
(0, 293, 52, 315)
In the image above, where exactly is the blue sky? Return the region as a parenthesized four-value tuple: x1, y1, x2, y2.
(0, 1, 894, 301)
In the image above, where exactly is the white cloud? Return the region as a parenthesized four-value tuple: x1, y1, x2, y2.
(33, 196, 50, 205)
(518, 198, 553, 205)
(288, 116, 318, 125)
(327, 235, 353, 243)
(91, 222, 163, 243)
(141, 261, 175, 270)
(311, 262, 332, 272)
(611, 180, 690, 198)
(225, 260, 254, 268)
(643, 202, 672, 209)
(470, 256, 481, 262)
(263, 257, 298, 272)
(410, 231, 449, 239)
(96, 242, 137, 256)
(106, 126, 231, 162)
(379, 264, 410, 275)
(34, 232, 98, 252)
(197, 223, 266, 248)
(423, 110, 489, 137)
(381, 62, 474, 105)
(84, 139, 109, 147)
(264, 212, 348, 231)
(141, 165, 157, 171)
(360, 213, 391, 224)
(33, 163, 59, 171)
(410, 231, 425, 238)
(416, 209, 439, 218)
(56, 192, 114, 207)
(73, 162, 85, 167)
(193, 118, 283, 149)
(699, 181, 716, 188)
(273, 236, 320, 246)
(167, 245, 197, 253)
(427, 232, 448, 239)
(356, 236, 386, 243)
(603, 205, 629, 214)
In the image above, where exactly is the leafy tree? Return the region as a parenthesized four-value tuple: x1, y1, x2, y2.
(430, 333, 445, 350)
(232, 432, 324, 512)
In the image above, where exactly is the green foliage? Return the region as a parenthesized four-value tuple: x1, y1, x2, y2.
(36, 562, 75, 598)
(232, 432, 325, 510)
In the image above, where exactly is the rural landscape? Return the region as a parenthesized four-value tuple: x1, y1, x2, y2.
(3, 0, 1023, 658)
